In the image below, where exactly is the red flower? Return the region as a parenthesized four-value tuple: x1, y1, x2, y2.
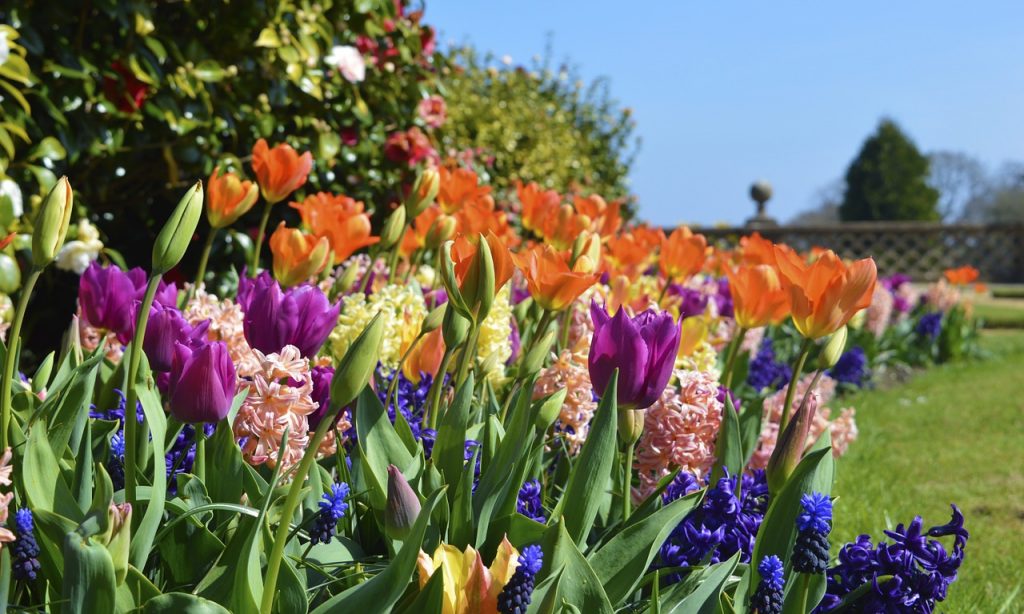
(383, 127, 436, 166)
(102, 61, 148, 113)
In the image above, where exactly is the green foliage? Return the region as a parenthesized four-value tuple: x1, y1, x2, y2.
(840, 119, 940, 221)
(439, 47, 638, 209)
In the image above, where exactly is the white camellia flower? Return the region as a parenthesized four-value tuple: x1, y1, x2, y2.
(56, 219, 104, 275)
(0, 179, 22, 218)
(324, 45, 366, 83)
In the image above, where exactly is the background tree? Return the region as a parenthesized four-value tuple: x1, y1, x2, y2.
(839, 119, 940, 222)
(928, 151, 988, 220)
(960, 161, 1024, 222)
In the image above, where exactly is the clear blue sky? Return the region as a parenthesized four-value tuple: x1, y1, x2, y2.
(427, 1, 1024, 226)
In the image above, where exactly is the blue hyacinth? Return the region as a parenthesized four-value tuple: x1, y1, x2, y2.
(376, 366, 445, 450)
(797, 492, 833, 534)
(747, 338, 792, 392)
(310, 482, 351, 545)
(516, 479, 546, 523)
(793, 492, 833, 574)
(498, 544, 543, 614)
(815, 505, 968, 613)
(11, 508, 41, 581)
(916, 312, 943, 340)
(827, 347, 868, 387)
(751, 555, 785, 614)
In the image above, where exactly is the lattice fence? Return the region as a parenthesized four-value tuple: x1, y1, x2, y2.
(693, 222, 1024, 282)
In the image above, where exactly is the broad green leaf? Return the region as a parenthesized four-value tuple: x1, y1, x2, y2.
(129, 374, 168, 570)
(589, 491, 703, 605)
(709, 394, 743, 484)
(311, 488, 446, 613)
(43, 350, 103, 455)
(738, 399, 764, 466)
(62, 531, 117, 614)
(355, 386, 414, 510)
(23, 424, 82, 521)
(434, 372, 474, 500)
(662, 552, 739, 613)
(555, 372, 618, 547)
(396, 567, 444, 613)
(206, 420, 245, 508)
(543, 522, 614, 614)
(143, 592, 232, 613)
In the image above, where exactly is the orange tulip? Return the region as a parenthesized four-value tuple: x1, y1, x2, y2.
(660, 226, 707, 281)
(943, 265, 979, 286)
(206, 166, 259, 229)
(605, 230, 653, 279)
(451, 231, 515, 294)
(573, 193, 622, 237)
(438, 166, 491, 214)
(774, 247, 877, 339)
(725, 264, 790, 329)
(511, 244, 600, 311)
(516, 181, 561, 235)
(403, 328, 445, 383)
(401, 205, 443, 257)
(739, 232, 782, 266)
(251, 139, 313, 205)
(290, 192, 379, 264)
(269, 222, 330, 287)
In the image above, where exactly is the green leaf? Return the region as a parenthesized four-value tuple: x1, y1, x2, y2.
(255, 27, 282, 48)
(194, 60, 227, 83)
(311, 488, 446, 613)
(738, 398, 764, 466)
(29, 136, 67, 161)
(588, 490, 703, 605)
(662, 552, 740, 613)
(355, 386, 414, 510)
(23, 424, 82, 521)
(542, 522, 614, 614)
(62, 531, 117, 614)
(143, 592, 232, 613)
(43, 349, 103, 454)
(396, 567, 444, 613)
(709, 394, 743, 484)
(434, 372, 474, 500)
(129, 374, 168, 570)
(555, 371, 618, 547)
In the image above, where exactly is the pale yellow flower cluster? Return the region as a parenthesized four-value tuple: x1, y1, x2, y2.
(329, 284, 427, 371)
(476, 285, 513, 382)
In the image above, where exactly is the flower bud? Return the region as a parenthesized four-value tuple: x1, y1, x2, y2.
(31, 176, 74, 269)
(385, 464, 422, 540)
(269, 223, 330, 287)
(405, 168, 440, 218)
(379, 206, 407, 250)
(152, 181, 203, 274)
(519, 329, 556, 376)
(441, 305, 470, 348)
(168, 340, 235, 423)
(766, 387, 819, 495)
(425, 215, 456, 251)
(330, 312, 385, 410)
(104, 502, 132, 584)
(534, 388, 567, 432)
(421, 303, 446, 334)
(618, 409, 645, 446)
(818, 325, 848, 370)
(331, 259, 361, 296)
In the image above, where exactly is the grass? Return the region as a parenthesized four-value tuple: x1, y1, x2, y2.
(830, 330, 1024, 612)
(973, 301, 1024, 329)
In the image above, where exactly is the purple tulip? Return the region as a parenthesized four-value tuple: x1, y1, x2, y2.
(79, 262, 179, 343)
(168, 340, 235, 423)
(142, 304, 210, 371)
(305, 365, 336, 430)
(237, 271, 340, 358)
(588, 301, 681, 410)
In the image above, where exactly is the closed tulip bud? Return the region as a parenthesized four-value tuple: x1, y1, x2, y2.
(104, 502, 132, 585)
(766, 387, 819, 495)
(269, 222, 330, 287)
(520, 329, 556, 376)
(618, 409, 645, 446)
(425, 215, 456, 250)
(422, 303, 446, 334)
(385, 464, 421, 540)
(330, 312, 384, 411)
(534, 387, 567, 432)
(331, 260, 361, 296)
(168, 341, 236, 423)
(32, 176, 74, 269)
(818, 325, 848, 370)
(206, 166, 259, 229)
(152, 181, 203, 274)
(441, 305, 470, 348)
(379, 206, 406, 250)
(405, 168, 440, 218)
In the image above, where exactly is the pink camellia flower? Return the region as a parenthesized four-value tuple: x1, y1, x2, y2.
(588, 302, 682, 410)
(325, 45, 366, 83)
(383, 127, 436, 166)
(417, 95, 447, 129)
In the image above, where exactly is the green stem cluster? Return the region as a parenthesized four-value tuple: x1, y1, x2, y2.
(779, 337, 813, 431)
(123, 275, 163, 506)
(249, 200, 275, 276)
(0, 268, 42, 451)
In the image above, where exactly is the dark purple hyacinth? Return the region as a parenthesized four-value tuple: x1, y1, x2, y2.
(589, 302, 681, 410)
(827, 347, 868, 387)
(91, 389, 143, 491)
(375, 366, 442, 446)
(747, 338, 792, 392)
(237, 271, 340, 358)
(658, 470, 770, 574)
(713, 277, 734, 318)
(815, 505, 968, 613)
(752, 555, 785, 614)
(916, 312, 943, 340)
(165, 423, 216, 495)
(881, 274, 912, 293)
(793, 492, 833, 574)
(310, 482, 351, 545)
(516, 479, 546, 523)
(11, 508, 41, 581)
(497, 544, 543, 614)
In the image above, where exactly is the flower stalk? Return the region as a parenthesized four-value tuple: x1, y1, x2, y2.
(0, 268, 41, 451)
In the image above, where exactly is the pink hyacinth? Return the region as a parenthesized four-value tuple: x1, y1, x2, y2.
(865, 284, 894, 338)
(633, 369, 723, 500)
(924, 280, 961, 313)
(750, 374, 857, 470)
(233, 346, 318, 471)
(535, 347, 596, 455)
(740, 326, 765, 355)
(184, 287, 261, 377)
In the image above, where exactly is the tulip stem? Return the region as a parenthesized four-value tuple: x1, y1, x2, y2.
(0, 268, 41, 451)
(798, 572, 811, 614)
(779, 337, 813, 432)
(194, 228, 219, 290)
(426, 346, 456, 430)
(194, 425, 207, 483)
(453, 321, 480, 389)
(386, 334, 423, 413)
(720, 327, 747, 389)
(523, 309, 555, 364)
(261, 417, 334, 614)
(657, 275, 673, 304)
(622, 443, 634, 522)
(124, 274, 163, 507)
(250, 200, 275, 276)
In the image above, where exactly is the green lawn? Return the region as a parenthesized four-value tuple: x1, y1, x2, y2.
(973, 301, 1024, 329)
(830, 330, 1024, 612)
